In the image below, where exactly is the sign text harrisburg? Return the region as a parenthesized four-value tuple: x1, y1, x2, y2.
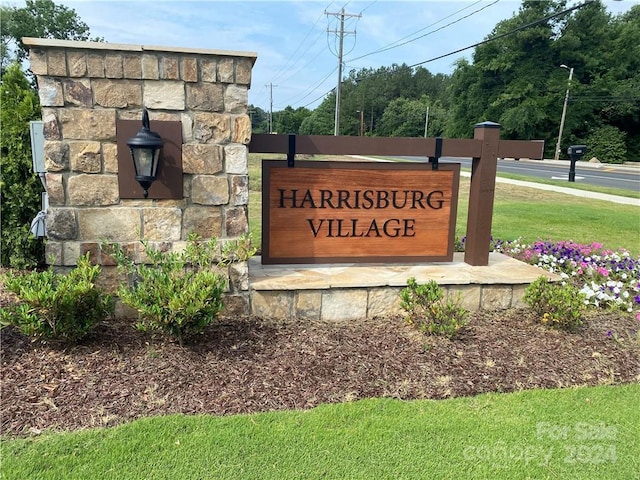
(262, 160, 460, 264)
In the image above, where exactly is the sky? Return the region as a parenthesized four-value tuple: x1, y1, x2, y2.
(24, 0, 640, 111)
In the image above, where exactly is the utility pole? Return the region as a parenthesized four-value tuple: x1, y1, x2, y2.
(554, 65, 573, 161)
(326, 8, 361, 136)
(424, 106, 430, 138)
(265, 83, 277, 133)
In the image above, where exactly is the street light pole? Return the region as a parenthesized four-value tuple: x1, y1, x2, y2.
(356, 110, 364, 136)
(554, 64, 574, 161)
(424, 105, 430, 138)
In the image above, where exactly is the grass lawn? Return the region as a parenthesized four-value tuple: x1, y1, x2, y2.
(458, 179, 640, 255)
(2, 384, 638, 479)
(248, 154, 640, 255)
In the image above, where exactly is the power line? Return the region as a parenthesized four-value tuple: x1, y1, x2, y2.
(346, 1, 594, 88)
(274, 1, 481, 109)
(301, 83, 337, 109)
(280, 0, 595, 112)
(408, 1, 594, 69)
(346, 0, 494, 63)
(253, 1, 335, 107)
(358, 0, 377, 16)
(570, 96, 640, 102)
(283, 65, 339, 109)
(270, 3, 333, 84)
(273, 39, 331, 94)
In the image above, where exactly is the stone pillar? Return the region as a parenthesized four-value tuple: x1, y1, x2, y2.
(24, 38, 257, 313)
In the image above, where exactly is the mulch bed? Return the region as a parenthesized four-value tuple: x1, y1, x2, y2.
(1, 309, 639, 437)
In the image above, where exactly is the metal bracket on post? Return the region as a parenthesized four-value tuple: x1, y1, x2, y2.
(429, 137, 442, 170)
(287, 134, 296, 168)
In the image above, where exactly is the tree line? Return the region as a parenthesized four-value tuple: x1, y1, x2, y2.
(252, 0, 639, 163)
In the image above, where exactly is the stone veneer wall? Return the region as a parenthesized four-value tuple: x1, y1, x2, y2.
(24, 38, 257, 314)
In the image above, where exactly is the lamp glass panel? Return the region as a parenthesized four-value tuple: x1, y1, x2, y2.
(133, 148, 154, 177)
(151, 149, 160, 177)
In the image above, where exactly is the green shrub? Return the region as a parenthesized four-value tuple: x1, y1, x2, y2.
(400, 277, 468, 338)
(524, 276, 586, 331)
(0, 63, 45, 269)
(106, 234, 230, 346)
(0, 254, 113, 342)
(585, 125, 627, 164)
(220, 234, 258, 264)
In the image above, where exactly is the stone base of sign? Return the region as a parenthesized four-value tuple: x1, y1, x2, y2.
(249, 253, 559, 321)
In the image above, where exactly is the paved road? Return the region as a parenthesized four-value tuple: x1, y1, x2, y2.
(393, 156, 640, 192)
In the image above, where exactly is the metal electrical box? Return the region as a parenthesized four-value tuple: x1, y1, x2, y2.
(30, 121, 45, 174)
(29, 121, 47, 237)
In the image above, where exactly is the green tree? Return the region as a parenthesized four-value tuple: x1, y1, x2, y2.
(303, 64, 451, 137)
(444, 58, 485, 138)
(585, 125, 627, 164)
(0, 63, 44, 268)
(273, 106, 311, 134)
(249, 104, 269, 134)
(1, 0, 93, 72)
(446, 0, 566, 142)
(299, 93, 336, 135)
(379, 97, 427, 137)
(582, 5, 640, 159)
(444, 0, 639, 159)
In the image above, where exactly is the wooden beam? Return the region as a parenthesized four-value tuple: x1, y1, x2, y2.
(498, 139, 545, 160)
(250, 134, 481, 158)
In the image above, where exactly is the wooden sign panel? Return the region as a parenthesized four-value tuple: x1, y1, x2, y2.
(262, 160, 460, 264)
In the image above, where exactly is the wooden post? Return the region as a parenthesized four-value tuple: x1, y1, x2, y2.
(464, 121, 501, 266)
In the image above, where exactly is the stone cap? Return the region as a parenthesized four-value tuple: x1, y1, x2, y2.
(22, 37, 258, 65)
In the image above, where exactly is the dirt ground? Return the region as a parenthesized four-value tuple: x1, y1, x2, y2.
(2, 307, 639, 438)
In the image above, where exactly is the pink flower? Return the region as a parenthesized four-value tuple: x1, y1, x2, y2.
(597, 267, 609, 277)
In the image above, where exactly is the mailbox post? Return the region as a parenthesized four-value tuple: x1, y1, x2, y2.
(567, 145, 587, 182)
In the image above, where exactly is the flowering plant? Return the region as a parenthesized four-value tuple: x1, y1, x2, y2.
(494, 239, 639, 316)
(456, 237, 640, 317)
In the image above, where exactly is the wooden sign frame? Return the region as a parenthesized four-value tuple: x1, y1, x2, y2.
(262, 160, 460, 264)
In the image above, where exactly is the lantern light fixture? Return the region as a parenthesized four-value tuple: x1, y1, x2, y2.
(127, 109, 163, 198)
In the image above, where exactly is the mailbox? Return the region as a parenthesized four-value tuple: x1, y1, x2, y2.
(566, 144, 587, 182)
(567, 145, 587, 159)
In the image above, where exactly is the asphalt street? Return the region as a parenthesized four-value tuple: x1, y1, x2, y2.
(393, 156, 640, 192)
